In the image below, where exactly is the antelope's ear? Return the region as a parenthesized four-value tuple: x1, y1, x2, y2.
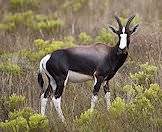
(108, 25, 118, 34)
(130, 24, 139, 34)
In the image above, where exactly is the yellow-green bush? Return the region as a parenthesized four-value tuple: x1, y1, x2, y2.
(0, 62, 22, 75)
(0, 23, 16, 31)
(29, 114, 49, 131)
(130, 62, 157, 86)
(74, 84, 162, 132)
(19, 38, 75, 62)
(63, 36, 76, 47)
(62, 0, 89, 13)
(75, 109, 96, 125)
(0, 11, 64, 33)
(79, 32, 93, 44)
(10, 0, 40, 12)
(0, 95, 49, 132)
(75, 109, 98, 132)
(95, 28, 115, 44)
(74, 62, 161, 132)
(8, 94, 26, 111)
(122, 63, 157, 101)
(33, 19, 64, 33)
(119, 15, 141, 25)
(109, 97, 126, 118)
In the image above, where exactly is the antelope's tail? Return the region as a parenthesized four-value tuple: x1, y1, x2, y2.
(38, 72, 44, 90)
(38, 59, 44, 91)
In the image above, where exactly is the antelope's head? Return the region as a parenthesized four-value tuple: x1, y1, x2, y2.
(109, 15, 139, 51)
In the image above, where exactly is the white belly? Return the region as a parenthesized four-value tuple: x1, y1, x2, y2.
(67, 70, 93, 83)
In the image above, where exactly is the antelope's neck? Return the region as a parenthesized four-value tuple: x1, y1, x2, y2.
(109, 45, 128, 72)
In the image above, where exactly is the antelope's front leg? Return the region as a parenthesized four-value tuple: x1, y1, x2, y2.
(91, 76, 104, 109)
(103, 81, 111, 109)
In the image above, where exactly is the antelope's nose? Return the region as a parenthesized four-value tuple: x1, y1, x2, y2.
(117, 48, 128, 55)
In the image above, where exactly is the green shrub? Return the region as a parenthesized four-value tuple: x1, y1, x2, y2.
(74, 62, 160, 132)
(75, 109, 97, 132)
(75, 109, 96, 125)
(10, 0, 40, 12)
(0, 11, 64, 33)
(0, 23, 16, 31)
(62, 0, 89, 13)
(63, 36, 76, 47)
(19, 38, 74, 62)
(9, 107, 34, 121)
(29, 114, 49, 131)
(144, 84, 162, 109)
(130, 62, 157, 86)
(4, 11, 34, 27)
(0, 111, 49, 132)
(95, 28, 115, 44)
(79, 32, 93, 44)
(33, 19, 64, 33)
(109, 97, 126, 118)
(119, 15, 141, 25)
(8, 94, 26, 112)
(0, 62, 22, 75)
(123, 84, 162, 131)
(0, 116, 29, 132)
(0, 95, 49, 132)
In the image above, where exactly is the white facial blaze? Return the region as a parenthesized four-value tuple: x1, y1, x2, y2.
(119, 27, 127, 49)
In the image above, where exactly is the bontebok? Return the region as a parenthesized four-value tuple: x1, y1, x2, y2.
(38, 15, 139, 122)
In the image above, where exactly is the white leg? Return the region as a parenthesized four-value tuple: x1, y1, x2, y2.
(91, 95, 98, 109)
(91, 75, 99, 109)
(52, 97, 65, 123)
(41, 93, 48, 115)
(105, 92, 111, 109)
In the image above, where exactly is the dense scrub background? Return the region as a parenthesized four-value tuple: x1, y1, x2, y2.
(1, 0, 162, 131)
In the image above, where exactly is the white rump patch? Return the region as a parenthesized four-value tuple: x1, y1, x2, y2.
(68, 70, 92, 83)
(40, 54, 57, 91)
(119, 27, 127, 49)
(39, 54, 51, 72)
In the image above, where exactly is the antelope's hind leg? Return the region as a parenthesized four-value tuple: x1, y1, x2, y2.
(91, 75, 104, 109)
(40, 75, 55, 115)
(40, 84, 51, 115)
(52, 74, 68, 123)
(103, 81, 111, 109)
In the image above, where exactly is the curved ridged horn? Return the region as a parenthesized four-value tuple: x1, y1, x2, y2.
(125, 15, 135, 30)
(114, 15, 122, 31)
